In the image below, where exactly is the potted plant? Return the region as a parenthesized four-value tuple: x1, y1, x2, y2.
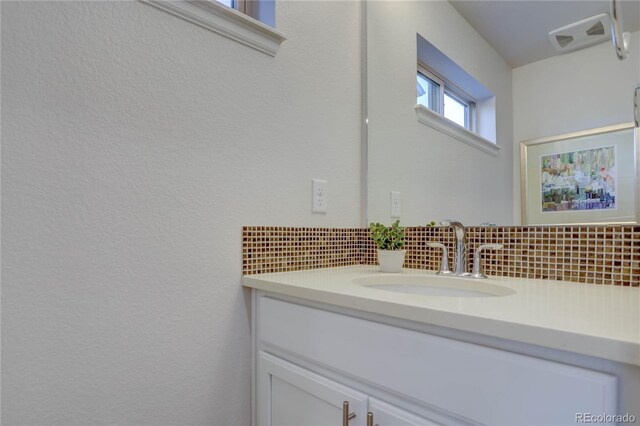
(369, 220, 406, 273)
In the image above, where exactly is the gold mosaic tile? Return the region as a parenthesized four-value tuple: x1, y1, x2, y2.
(242, 225, 640, 286)
(242, 227, 365, 275)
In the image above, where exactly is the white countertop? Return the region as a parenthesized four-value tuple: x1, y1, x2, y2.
(242, 265, 640, 366)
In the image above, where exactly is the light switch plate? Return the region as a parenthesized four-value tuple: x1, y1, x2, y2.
(312, 179, 327, 213)
(390, 191, 401, 218)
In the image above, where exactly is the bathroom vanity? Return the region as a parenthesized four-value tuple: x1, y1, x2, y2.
(243, 266, 640, 425)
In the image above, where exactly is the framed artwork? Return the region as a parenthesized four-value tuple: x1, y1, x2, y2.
(520, 123, 639, 225)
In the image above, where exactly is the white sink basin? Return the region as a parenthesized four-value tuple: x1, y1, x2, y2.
(353, 275, 516, 298)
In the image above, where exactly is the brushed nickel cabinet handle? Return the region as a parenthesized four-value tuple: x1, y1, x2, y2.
(367, 411, 374, 426)
(342, 401, 356, 426)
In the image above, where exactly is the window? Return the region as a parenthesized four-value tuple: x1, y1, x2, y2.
(417, 63, 475, 131)
(143, 0, 284, 56)
(415, 33, 499, 156)
(417, 70, 441, 113)
(215, 0, 275, 28)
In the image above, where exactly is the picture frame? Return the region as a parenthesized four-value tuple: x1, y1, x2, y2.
(520, 122, 639, 225)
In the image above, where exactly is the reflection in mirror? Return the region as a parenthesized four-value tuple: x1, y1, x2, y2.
(520, 123, 638, 225)
(365, 0, 640, 226)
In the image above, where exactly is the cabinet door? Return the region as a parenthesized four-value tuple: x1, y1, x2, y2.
(369, 398, 449, 426)
(258, 351, 369, 426)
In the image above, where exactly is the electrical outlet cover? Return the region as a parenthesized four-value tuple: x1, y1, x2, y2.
(312, 179, 327, 213)
(390, 191, 401, 218)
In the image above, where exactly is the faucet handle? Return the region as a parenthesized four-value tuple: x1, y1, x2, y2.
(470, 244, 503, 279)
(427, 242, 453, 275)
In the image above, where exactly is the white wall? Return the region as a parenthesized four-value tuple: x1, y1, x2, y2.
(1, 1, 362, 424)
(512, 31, 640, 222)
(366, 0, 514, 226)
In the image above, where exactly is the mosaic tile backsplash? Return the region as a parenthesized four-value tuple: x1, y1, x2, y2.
(242, 227, 364, 274)
(242, 225, 640, 286)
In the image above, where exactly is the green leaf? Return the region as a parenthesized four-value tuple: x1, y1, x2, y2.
(369, 220, 405, 250)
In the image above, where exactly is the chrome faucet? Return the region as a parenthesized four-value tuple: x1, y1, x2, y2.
(444, 220, 467, 276)
(430, 220, 503, 279)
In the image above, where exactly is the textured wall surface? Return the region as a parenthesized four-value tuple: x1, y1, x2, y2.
(1, 1, 362, 424)
(366, 0, 514, 226)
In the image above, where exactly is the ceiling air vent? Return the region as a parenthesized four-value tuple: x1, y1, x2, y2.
(549, 13, 611, 53)
(555, 35, 574, 48)
(586, 21, 605, 36)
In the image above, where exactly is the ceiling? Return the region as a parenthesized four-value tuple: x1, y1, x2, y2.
(449, 0, 640, 68)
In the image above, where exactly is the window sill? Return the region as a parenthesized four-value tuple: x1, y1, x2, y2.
(415, 105, 500, 157)
(141, 0, 286, 56)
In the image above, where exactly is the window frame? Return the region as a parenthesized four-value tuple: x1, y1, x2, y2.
(417, 62, 476, 132)
(444, 88, 474, 130)
(142, 0, 285, 56)
(223, 0, 256, 20)
(417, 66, 444, 114)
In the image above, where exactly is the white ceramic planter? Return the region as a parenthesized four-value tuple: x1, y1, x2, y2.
(377, 249, 406, 273)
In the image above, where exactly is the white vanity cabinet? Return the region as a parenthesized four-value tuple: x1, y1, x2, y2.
(252, 293, 619, 426)
(259, 352, 438, 426)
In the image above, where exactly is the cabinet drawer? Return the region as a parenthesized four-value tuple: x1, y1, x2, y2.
(259, 296, 617, 425)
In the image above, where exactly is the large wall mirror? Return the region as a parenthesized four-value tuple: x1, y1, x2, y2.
(364, 0, 640, 226)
